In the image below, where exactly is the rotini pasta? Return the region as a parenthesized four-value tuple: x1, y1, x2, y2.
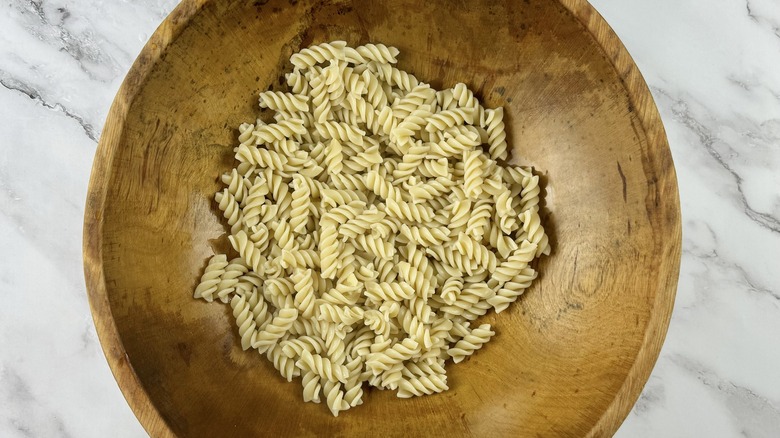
(192, 41, 550, 416)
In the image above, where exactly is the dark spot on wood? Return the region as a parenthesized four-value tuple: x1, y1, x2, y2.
(337, 5, 353, 15)
(176, 342, 192, 366)
(617, 161, 627, 203)
(532, 390, 536, 397)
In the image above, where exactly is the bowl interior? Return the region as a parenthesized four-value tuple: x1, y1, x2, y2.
(89, 0, 680, 436)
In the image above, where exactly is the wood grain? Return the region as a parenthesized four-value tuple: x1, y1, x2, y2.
(83, 0, 681, 437)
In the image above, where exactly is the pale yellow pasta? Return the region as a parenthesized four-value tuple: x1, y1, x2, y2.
(290, 40, 347, 70)
(447, 324, 495, 363)
(193, 254, 228, 302)
(252, 308, 298, 353)
(192, 41, 551, 416)
(297, 349, 348, 383)
(488, 267, 537, 313)
(259, 91, 310, 113)
(292, 268, 317, 318)
(369, 61, 419, 91)
(397, 373, 449, 398)
(215, 257, 249, 303)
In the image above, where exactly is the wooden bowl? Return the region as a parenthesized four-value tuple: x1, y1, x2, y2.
(84, 0, 681, 436)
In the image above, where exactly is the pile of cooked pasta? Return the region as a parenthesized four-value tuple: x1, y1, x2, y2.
(193, 41, 549, 416)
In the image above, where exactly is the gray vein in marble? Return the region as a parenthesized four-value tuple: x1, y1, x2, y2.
(1, 368, 74, 438)
(745, 0, 780, 39)
(681, 218, 779, 303)
(15, 0, 121, 83)
(0, 72, 97, 141)
(631, 377, 665, 415)
(652, 87, 780, 234)
(670, 354, 780, 437)
(726, 75, 780, 103)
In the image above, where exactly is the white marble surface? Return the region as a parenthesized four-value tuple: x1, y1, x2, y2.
(0, 0, 778, 436)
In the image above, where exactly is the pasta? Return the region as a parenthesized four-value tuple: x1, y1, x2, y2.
(192, 41, 550, 416)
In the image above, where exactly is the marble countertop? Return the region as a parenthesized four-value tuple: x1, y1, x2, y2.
(1, 0, 778, 436)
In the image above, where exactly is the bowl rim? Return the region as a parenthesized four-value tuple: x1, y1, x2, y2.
(83, 1, 681, 436)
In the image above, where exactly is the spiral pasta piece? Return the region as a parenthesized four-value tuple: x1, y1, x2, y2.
(228, 230, 265, 274)
(230, 295, 257, 350)
(253, 119, 307, 144)
(315, 120, 364, 146)
(215, 189, 243, 233)
(215, 258, 249, 303)
(398, 223, 450, 248)
(292, 269, 317, 318)
(492, 240, 537, 283)
(301, 369, 322, 403)
(397, 261, 433, 299)
(309, 74, 332, 124)
(392, 83, 436, 120)
(451, 82, 481, 110)
(289, 175, 311, 234)
(447, 324, 495, 363)
(364, 281, 415, 302)
(322, 379, 349, 417)
(466, 199, 492, 239)
(462, 150, 484, 199)
(281, 336, 325, 358)
(455, 232, 499, 273)
(317, 303, 365, 325)
(365, 170, 403, 202)
(481, 107, 508, 161)
(440, 276, 463, 306)
(345, 43, 400, 64)
(366, 338, 421, 373)
(398, 308, 432, 348)
(360, 69, 389, 109)
(369, 61, 419, 91)
(425, 107, 477, 132)
(384, 198, 435, 223)
(488, 267, 537, 313)
(390, 105, 433, 148)
(338, 206, 386, 239)
(290, 41, 347, 70)
(354, 233, 395, 260)
(297, 349, 348, 384)
(397, 374, 449, 398)
(251, 308, 298, 353)
(194, 255, 228, 302)
(519, 172, 541, 214)
(259, 91, 309, 113)
(318, 223, 340, 279)
(521, 210, 550, 257)
(279, 248, 320, 270)
(220, 168, 249, 203)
